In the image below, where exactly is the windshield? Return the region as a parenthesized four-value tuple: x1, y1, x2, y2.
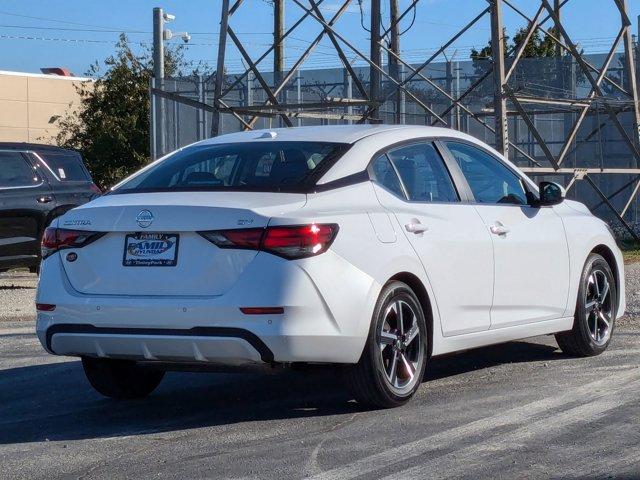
(113, 141, 350, 194)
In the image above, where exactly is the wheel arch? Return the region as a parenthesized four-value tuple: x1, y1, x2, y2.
(388, 271, 433, 358)
(590, 244, 620, 302)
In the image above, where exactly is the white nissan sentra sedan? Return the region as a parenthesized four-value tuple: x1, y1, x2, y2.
(35, 125, 625, 407)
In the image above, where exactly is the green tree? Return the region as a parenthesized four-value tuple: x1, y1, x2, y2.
(470, 29, 509, 63)
(57, 34, 183, 189)
(470, 27, 558, 62)
(511, 27, 556, 58)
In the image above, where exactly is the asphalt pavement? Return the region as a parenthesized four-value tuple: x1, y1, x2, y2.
(1, 269, 639, 479)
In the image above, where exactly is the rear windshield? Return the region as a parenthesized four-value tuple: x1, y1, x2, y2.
(112, 141, 349, 194)
(39, 151, 90, 182)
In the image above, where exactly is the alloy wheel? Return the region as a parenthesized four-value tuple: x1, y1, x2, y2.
(378, 299, 424, 394)
(584, 269, 613, 346)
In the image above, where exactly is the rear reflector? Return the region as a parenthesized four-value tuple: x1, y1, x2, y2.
(199, 224, 338, 260)
(240, 307, 284, 315)
(36, 303, 56, 312)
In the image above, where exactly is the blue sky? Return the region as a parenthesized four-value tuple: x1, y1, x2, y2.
(0, 0, 638, 76)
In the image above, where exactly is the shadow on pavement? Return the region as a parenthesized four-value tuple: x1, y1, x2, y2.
(426, 340, 561, 381)
(0, 339, 561, 445)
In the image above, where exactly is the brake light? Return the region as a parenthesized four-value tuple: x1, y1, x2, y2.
(199, 224, 338, 259)
(41, 227, 104, 259)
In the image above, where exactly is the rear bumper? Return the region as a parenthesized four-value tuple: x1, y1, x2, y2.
(36, 250, 380, 365)
(43, 324, 272, 365)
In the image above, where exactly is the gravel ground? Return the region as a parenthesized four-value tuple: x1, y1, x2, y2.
(619, 262, 640, 329)
(0, 270, 37, 322)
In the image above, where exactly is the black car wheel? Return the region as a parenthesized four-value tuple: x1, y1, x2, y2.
(344, 281, 427, 408)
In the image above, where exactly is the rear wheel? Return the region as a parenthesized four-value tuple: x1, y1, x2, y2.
(344, 281, 427, 408)
(82, 357, 165, 399)
(555, 253, 616, 357)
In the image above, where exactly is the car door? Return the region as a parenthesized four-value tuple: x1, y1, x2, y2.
(369, 141, 494, 336)
(443, 140, 570, 328)
(0, 151, 53, 268)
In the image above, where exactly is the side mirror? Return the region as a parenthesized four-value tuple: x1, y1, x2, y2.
(538, 181, 565, 207)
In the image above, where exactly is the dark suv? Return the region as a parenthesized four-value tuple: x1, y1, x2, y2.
(0, 143, 100, 272)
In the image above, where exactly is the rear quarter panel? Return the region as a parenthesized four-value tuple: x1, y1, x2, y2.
(269, 181, 441, 354)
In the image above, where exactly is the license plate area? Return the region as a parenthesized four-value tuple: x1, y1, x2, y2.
(123, 233, 179, 267)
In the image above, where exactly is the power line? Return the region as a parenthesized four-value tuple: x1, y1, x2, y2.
(0, 9, 139, 31)
(0, 23, 272, 36)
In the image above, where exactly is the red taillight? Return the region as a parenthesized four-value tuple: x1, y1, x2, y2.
(36, 303, 56, 312)
(41, 227, 103, 259)
(89, 183, 102, 195)
(199, 224, 338, 260)
(202, 228, 263, 250)
(263, 224, 337, 259)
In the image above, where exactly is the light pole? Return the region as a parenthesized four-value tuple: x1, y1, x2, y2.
(152, 8, 189, 158)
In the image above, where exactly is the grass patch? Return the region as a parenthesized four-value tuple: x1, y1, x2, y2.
(619, 241, 640, 263)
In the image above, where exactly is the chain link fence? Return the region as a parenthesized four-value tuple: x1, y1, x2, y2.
(150, 53, 639, 225)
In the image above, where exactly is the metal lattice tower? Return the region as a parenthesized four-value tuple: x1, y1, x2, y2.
(151, 0, 640, 238)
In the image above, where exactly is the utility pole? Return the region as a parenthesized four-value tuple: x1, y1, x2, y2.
(370, 0, 381, 122)
(212, 0, 230, 137)
(274, 0, 285, 127)
(389, 0, 401, 124)
(490, 0, 508, 157)
(152, 7, 165, 156)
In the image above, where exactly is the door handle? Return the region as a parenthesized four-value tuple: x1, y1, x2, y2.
(405, 220, 428, 234)
(490, 223, 510, 236)
(36, 195, 54, 204)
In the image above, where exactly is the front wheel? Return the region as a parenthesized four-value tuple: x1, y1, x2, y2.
(82, 357, 165, 399)
(343, 281, 428, 408)
(555, 253, 616, 357)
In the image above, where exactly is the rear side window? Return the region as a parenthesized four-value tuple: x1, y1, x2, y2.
(0, 152, 40, 188)
(369, 155, 404, 198)
(387, 142, 459, 203)
(114, 141, 349, 193)
(39, 151, 90, 182)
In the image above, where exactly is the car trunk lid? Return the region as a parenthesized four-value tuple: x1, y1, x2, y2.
(59, 191, 306, 296)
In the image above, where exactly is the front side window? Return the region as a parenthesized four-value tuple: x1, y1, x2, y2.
(0, 152, 40, 188)
(445, 142, 528, 205)
(387, 142, 459, 203)
(114, 141, 349, 194)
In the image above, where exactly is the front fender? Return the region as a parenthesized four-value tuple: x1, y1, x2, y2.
(557, 201, 625, 319)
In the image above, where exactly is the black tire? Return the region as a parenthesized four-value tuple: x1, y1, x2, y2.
(29, 265, 40, 275)
(343, 281, 428, 408)
(82, 357, 165, 399)
(555, 253, 617, 357)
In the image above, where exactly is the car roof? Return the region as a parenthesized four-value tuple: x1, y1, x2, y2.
(197, 124, 473, 146)
(0, 142, 79, 154)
